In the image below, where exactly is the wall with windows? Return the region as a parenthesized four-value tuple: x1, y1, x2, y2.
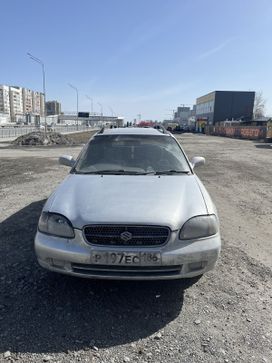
(196, 92, 215, 124)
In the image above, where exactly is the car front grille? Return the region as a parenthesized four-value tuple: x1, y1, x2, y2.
(83, 225, 170, 247)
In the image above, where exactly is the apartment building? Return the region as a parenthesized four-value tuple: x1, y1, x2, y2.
(0, 85, 10, 115)
(0, 84, 46, 122)
(46, 100, 61, 115)
(22, 88, 33, 113)
(32, 91, 40, 114)
(22, 88, 45, 116)
(9, 86, 23, 121)
(174, 106, 191, 124)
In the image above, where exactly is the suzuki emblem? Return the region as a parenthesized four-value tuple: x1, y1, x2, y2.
(120, 231, 133, 242)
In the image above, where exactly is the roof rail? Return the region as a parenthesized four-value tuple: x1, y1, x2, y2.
(153, 124, 169, 134)
(98, 126, 105, 134)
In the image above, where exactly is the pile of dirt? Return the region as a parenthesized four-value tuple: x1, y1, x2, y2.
(12, 131, 73, 146)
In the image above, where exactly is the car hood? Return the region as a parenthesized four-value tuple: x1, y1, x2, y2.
(45, 174, 208, 230)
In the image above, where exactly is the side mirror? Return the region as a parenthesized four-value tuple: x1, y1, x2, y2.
(59, 155, 76, 167)
(190, 156, 205, 169)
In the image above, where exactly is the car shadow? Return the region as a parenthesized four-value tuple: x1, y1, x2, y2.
(0, 200, 201, 354)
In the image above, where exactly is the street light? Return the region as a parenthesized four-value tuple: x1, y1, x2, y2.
(97, 102, 103, 116)
(97, 102, 103, 126)
(27, 52, 47, 133)
(108, 106, 115, 117)
(68, 83, 79, 130)
(86, 95, 93, 115)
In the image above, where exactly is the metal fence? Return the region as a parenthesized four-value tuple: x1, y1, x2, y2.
(206, 125, 267, 140)
(0, 125, 97, 139)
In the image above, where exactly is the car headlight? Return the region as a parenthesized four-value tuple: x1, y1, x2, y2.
(179, 215, 218, 240)
(38, 212, 75, 238)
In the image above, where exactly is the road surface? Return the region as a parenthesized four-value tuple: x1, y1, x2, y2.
(0, 134, 271, 363)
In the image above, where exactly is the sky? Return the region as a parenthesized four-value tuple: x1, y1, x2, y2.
(1, 0, 272, 121)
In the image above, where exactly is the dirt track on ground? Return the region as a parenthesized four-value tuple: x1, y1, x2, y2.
(0, 133, 271, 363)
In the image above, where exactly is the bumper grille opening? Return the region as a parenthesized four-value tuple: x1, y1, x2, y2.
(83, 225, 170, 247)
(72, 263, 182, 277)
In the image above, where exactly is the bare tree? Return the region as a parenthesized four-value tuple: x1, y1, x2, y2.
(254, 91, 266, 119)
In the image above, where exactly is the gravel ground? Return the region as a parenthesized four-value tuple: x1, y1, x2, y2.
(0, 133, 271, 363)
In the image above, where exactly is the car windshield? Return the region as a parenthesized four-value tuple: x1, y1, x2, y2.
(73, 134, 191, 174)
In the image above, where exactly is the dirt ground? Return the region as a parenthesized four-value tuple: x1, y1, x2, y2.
(0, 133, 271, 363)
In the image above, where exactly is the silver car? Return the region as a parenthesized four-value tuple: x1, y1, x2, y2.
(35, 127, 221, 280)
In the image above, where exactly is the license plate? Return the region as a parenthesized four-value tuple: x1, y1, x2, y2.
(91, 251, 161, 266)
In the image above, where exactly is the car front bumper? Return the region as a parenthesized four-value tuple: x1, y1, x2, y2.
(35, 229, 221, 280)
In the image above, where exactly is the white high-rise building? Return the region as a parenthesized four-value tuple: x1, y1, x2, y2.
(9, 86, 23, 121)
(0, 85, 11, 115)
(0, 84, 45, 122)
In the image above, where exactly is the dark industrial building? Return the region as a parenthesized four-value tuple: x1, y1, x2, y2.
(46, 100, 61, 116)
(196, 91, 255, 125)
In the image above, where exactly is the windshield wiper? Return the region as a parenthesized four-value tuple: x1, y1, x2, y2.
(76, 169, 126, 174)
(75, 169, 190, 175)
(76, 169, 152, 175)
(155, 170, 190, 175)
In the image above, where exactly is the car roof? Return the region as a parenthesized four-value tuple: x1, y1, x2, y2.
(98, 127, 169, 136)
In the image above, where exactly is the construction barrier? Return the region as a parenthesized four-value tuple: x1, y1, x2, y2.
(206, 126, 267, 140)
(267, 121, 272, 140)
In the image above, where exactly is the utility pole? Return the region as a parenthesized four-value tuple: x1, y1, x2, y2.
(27, 52, 47, 134)
(68, 83, 79, 130)
(97, 102, 103, 126)
(166, 109, 176, 120)
(86, 95, 93, 115)
(108, 106, 115, 117)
